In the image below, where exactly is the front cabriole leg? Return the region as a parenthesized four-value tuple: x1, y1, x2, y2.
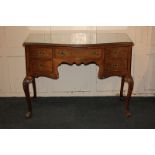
(124, 76, 134, 118)
(120, 76, 125, 101)
(23, 76, 33, 118)
(32, 77, 37, 98)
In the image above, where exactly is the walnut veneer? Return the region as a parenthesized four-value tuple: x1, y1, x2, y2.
(23, 32, 134, 118)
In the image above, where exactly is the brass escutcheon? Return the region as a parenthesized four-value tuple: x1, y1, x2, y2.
(39, 51, 45, 55)
(113, 49, 119, 57)
(60, 51, 65, 56)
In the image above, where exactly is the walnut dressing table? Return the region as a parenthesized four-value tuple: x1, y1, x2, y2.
(23, 31, 134, 118)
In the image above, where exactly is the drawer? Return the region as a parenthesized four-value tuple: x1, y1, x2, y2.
(54, 48, 102, 59)
(104, 46, 129, 59)
(104, 59, 128, 73)
(28, 47, 52, 59)
(29, 60, 52, 76)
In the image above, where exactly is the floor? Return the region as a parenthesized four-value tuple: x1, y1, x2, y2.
(0, 97, 155, 129)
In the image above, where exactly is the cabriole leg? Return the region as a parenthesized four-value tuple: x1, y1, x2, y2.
(23, 76, 33, 118)
(32, 77, 37, 98)
(120, 76, 125, 101)
(124, 76, 134, 118)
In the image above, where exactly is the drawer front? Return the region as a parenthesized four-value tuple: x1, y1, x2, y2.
(104, 59, 128, 75)
(29, 47, 52, 59)
(104, 46, 129, 59)
(54, 48, 102, 59)
(29, 59, 52, 76)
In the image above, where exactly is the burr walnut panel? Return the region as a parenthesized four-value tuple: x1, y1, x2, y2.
(29, 59, 53, 77)
(54, 48, 102, 59)
(104, 46, 129, 59)
(104, 58, 128, 76)
(29, 47, 53, 59)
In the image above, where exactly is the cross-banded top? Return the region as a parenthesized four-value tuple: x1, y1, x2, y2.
(24, 31, 133, 46)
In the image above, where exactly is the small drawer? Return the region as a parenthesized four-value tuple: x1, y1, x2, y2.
(104, 46, 129, 59)
(29, 47, 52, 59)
(104, 59, 128, 73)
(54, 48, 102, 59)
(29, 60, 52, 76)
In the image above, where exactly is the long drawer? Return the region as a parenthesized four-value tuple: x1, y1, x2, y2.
(54, 48, 102, 59)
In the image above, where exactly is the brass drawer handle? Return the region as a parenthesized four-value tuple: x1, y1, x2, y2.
(111, 64, 119, 68)
(92, 51, 98, 55)
(38, 64, 44, 69)
(38, 51, 46, 56)
(32, 51, 46, 57)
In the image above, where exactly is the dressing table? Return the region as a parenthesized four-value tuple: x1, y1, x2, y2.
(23, 31, 134, 118)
